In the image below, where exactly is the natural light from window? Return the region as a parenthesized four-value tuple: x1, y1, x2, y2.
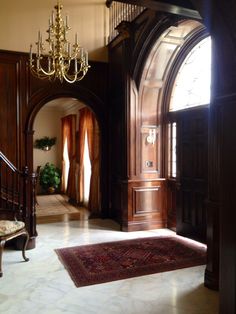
(83, 131, 91, 204)
(168, 122, 177, 178)
(63, 137, 70, 190)
(169, 36, 211, 111)
(63, 132, 91, 204)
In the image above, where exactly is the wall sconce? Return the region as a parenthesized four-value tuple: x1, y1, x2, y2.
(146, 129, 156, 145)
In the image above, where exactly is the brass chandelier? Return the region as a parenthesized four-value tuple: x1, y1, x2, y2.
(29, 2, 90, 83)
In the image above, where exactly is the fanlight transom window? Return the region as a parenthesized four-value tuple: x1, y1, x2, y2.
(169, 36, 211, 112)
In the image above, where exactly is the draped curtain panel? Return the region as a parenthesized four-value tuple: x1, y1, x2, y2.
(76, 108, 87, 204)
(61, 114, 76, 199)
(87, 111, 101, 215)
(76, 107, 101, 214)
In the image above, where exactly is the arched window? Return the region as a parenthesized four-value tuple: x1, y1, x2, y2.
(168, 36, 211, 178)
(169, 36, 211, 112)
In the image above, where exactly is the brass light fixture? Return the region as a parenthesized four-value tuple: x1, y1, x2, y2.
(29, 2, 90, 83)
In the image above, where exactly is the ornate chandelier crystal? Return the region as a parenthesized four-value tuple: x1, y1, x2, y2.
(29, 2, 90, 83)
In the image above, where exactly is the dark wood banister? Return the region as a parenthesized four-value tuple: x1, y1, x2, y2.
(0, 151, 18, 173)
(0, 151, 37, 241)
(106, 0, 201, 19)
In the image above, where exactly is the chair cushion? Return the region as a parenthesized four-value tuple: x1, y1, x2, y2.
(0, 220, 25, 236)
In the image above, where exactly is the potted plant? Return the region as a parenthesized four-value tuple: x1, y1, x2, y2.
(34, 136, 56, 151)
(39, 162, 61, 194)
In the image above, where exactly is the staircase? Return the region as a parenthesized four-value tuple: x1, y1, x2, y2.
(0, 151, 37, 248)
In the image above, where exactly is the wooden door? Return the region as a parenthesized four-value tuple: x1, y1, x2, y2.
(176, 107, 208, 243)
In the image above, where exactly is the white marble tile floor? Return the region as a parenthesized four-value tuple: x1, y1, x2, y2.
(0, 219, 219, 314)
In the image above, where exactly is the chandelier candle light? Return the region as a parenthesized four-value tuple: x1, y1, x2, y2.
(29, 2, 90, 83)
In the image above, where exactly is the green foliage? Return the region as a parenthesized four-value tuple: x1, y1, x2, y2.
(39, 163, 61, 191)
(34, 136, 56, 150)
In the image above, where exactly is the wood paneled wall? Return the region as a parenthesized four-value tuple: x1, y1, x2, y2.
(107, 3, 218, 297)
(108, 2, 236, 312)
(108, 11, 205, 233)
(0, 49, 109, 247)
(108, 11, 181, 231)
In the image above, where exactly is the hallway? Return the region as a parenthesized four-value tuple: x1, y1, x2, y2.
(36, 194, 89, 224)
(0, 219, 218, 314)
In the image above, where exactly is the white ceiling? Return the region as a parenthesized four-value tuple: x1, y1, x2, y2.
(43, 97, 84, 111)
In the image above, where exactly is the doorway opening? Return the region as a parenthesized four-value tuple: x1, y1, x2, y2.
(33, 98, 100, 223)
(167, 35, 211, 243)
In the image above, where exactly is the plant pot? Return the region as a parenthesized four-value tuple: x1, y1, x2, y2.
(48, 186, 55, 194)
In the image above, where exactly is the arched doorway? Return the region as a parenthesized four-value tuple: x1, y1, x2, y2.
(33, 97, 101, 221)
(25, 86, 108, 243)
(166, 35, 211, 243)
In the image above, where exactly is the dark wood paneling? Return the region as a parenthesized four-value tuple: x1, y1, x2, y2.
(133, 186, 161, 214)
(217, 95, 236, 312)
(123, 179, 167, 231)
(176, 107, 208, 243)
(108, 1, 236, 312)
(0, 55, 21, 167)
(167, 179, 176, 230)
(0, 49, 109, 247)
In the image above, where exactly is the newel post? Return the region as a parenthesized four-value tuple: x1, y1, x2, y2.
(16, 166, 37, 250)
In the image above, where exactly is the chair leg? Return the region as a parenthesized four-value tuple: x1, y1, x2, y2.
(22, 232, 29, 262)
(0, 240, 6, 277)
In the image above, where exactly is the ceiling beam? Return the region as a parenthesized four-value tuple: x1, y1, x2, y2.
(106, 0, 201, 20)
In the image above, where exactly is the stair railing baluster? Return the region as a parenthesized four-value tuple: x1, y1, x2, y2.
(107, 1, 145, 43)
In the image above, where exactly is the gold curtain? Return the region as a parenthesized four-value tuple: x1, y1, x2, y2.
(76, 107, 101, 213)
(61, 114, 76, 199)
(76, 108, 87, 204)
(86, 111, 101, 215)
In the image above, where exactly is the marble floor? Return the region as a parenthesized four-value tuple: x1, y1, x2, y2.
(0, 219, 219, 314)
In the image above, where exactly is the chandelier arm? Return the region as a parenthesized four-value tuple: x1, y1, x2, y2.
(61, 60, 84, 83)
(63, 74, 78, 84)
(76, 70, 89, 81)
(60, 61, 78, 83)
(30, 67, 54, 80)
(70, 70, 88, 82)
(38, 65, 56, 76)
(63, 68, 87, 83)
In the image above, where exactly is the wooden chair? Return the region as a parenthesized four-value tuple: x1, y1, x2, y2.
(0, 219, 29, 277)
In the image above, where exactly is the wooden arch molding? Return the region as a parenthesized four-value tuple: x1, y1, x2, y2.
(26, 85, 105, 133)
(24, 84, 109, 217)
(131, 13, 181, 89)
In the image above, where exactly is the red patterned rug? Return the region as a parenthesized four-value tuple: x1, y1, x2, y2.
(55, 236, 206, 287)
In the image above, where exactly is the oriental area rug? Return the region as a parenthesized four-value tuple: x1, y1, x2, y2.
(36, 194, 80, 216)
(55, 236, 206, 287)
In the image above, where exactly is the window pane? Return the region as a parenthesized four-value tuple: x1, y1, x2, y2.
(172, 122, 177, 178)
(169, 37, 211, 112)
(83, 131, 91, 204)
(63, 138, 70, 190)
(168, 122, 177, 178)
